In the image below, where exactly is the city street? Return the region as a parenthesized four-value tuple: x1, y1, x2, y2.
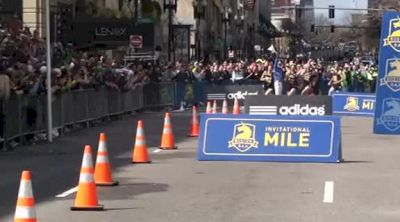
(1, 111, 400, 221)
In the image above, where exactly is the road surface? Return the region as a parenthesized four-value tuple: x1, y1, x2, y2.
(1, 111, 400, 221)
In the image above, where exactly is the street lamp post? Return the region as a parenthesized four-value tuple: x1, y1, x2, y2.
(222, 6, 231, 60)
(163, 0, 177, 62)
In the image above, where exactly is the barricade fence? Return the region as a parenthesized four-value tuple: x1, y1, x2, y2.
(2, 82, 369, 147)
(2, 82, 177, 144)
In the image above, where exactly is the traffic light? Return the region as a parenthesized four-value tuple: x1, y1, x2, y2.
(310, 24, 315, 32)
(329, 5, 335, 19)
(330, 25, 335, 33)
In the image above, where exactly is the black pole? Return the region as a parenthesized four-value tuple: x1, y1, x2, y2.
(196, 14, 200, 61)
(224, 20, 227, 60)
(134, 0, 138, 22)
(168, 8, 173, 62)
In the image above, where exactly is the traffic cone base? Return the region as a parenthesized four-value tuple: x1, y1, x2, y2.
(159, 146, 177, 150)
(187, 133, 199, 137)
(97, 181, 119, 186)
(71, 205, 104, 211)
(132, 160, 152, 164)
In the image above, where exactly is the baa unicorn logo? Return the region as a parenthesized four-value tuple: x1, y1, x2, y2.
(228, 123, 259, 152)
(384, 17, 400, 52)
(377, 98, 400, 131)
(344, 97, 360, 112)
(380, 58, 400, 92)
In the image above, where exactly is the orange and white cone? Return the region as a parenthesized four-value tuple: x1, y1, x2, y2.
(222, 99, 228, 114)
(212, 100, 218, 114)
(206, 101, 212, 114)
(188, 106, 199, 137)
(94, 133, 119, 186)
(71, 145, 104, 211)
(14, 170, 37, 222)
(160, 113, 177, 150)
(132, 120, 151, 163)
(232, 97, 240, 114)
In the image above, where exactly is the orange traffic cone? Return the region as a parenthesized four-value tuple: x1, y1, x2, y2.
(222, 99, 228, 114)
(206, 101, 212, 114)
(188, 106, 199, 137)
(132, 120, 151, 163)
(94, 133, 119, 186)
(14, 171, 37, 222)
(160, 113, 177, 150)
(212, 100, 218, 114)
(71, 145, 104, 211)
(232, 98, 240, 114)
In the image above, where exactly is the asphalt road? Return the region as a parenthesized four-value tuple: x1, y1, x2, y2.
(1, 111, 400, 222)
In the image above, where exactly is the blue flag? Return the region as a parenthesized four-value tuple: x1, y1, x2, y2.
(273, 57, 283, 81)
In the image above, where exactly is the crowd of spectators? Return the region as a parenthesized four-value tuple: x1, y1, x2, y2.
(0, 25, 156, 98)
(0, 22, 378, 100)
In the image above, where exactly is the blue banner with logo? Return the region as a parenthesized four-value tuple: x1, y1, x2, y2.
(198, 114, 342, 163)
(332, 93, 375, 117)
(374, 12, 400, 134)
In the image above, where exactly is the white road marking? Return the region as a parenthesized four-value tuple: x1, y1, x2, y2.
(153, 149, 162, 153)
(323, 181, 334, 203)
(56, 187, 77, 198)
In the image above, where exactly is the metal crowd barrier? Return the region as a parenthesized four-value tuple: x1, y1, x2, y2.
(2, 82, 176, 144)
(143, 82, 177, 108)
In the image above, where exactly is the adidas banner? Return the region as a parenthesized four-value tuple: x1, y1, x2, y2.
(332, 93, 375, 117)
(206, 84, 263, 106)
(244, 95, 332, 116)
(197, 114, 342, 163)
(374, 12, 400, 134)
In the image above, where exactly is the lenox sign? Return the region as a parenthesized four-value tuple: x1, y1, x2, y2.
(95, 27, 127, 36)
(65, 19, 154, 47)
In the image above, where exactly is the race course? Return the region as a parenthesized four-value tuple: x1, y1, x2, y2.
(1, 111, 400, 222)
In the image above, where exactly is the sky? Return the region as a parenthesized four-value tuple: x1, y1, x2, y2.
(314, 0, 369, 25)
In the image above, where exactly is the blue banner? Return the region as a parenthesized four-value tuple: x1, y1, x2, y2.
(332, 93, 375, 117)
(374, 12, 400, 134)
(198, 114, 342, 163)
